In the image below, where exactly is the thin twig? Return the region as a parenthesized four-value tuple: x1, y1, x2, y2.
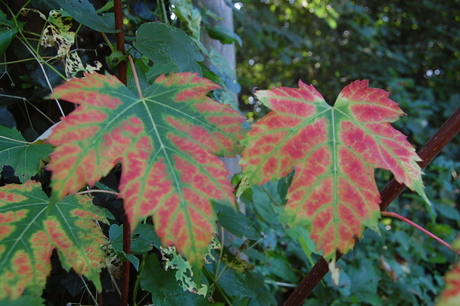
(18, 39, 66, 117)
(79, 275, 99, 306)
(381, 211, 460, 256)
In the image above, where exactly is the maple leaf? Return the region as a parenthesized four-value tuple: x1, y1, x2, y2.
(46, 72, 246, 264)
(438, 263, 460, 306)
(0, 181, 107, 299)
(239, 80, 428, 260)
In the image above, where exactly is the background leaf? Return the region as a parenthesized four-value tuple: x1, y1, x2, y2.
(0, 126, 53, 182)
(437, 263, 460, 306)
(140, 254, 208, 306)
(134, 23, 204, 77)
(109, 223, 161, 254)
(0, 181, 107, 299)
(0, 28, 17, 58)
(47, 72, 246, 265)
(215, 203, 260, 240)
(240, 80, 428, 260)
(54, 0, 117, 33)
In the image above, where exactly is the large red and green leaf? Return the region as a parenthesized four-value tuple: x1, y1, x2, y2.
(47, 72, 245, 264)
(239, 80, 428, 261)
(0, 180, 107, 299)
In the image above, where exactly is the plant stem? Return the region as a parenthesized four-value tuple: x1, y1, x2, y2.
(381, 211, 460, 255)
(113, 0, 126, 85)
(112, 0, 130, 305)
(160, 0, 170, 25)
(76, 189, 119, 196)
(128, 55, 143, 98)
(132, 253, 147, 306)
(121, 214, 131, 306)
(284, 106, 460, 306)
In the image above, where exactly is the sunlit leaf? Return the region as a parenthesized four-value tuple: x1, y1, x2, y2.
(46, 72, 245, 265)
(0, 181, 107, 299)
(239, 80, 428, 261)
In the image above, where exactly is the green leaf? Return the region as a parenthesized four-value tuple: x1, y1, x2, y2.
(206, 24, 242, 46)
(0, 28, 17, 58)
(206, 262, 255, 299)
(0, 126, 54, 183)
(0, 181, 107, 299)
(0, 11, 15, 27)
(46, 72, 246, 266)
(215, 203, 260, 240)
(134, 23, 204, 76)
(109, 223, 161, 254)
(0, 296, 45, 306)
(170, 0, 202, 40)
(54, 0, 117, 33)
(140, 254, 208, 306)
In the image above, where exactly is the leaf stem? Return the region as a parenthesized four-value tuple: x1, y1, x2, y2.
(101, 32, 116, 53)
(18, 38, 66, 117)
(203, 267, 232, 305)
(128, 55, 143, 98)
(0, 135, 30, 144)
(132, 252, 147, 306)
(381, 211, 460, 255)
(76, 189, 120, 196)
(160, 0, 170, 25)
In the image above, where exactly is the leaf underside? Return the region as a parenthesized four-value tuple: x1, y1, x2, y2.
(47, 72, 246, 264)
(0, 181, 107, 299)
(240, 80, 428, 260)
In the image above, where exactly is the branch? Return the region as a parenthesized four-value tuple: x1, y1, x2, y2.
(112, 0, 131, 305)
(284, 106, 460, 306)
